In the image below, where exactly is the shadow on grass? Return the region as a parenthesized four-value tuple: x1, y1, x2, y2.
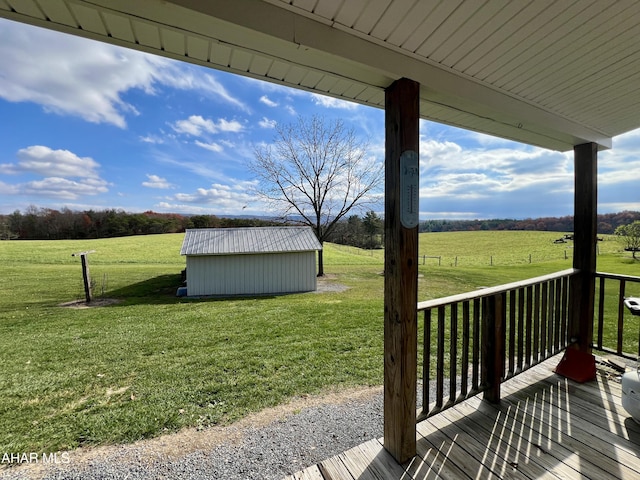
(101, 273, 183, 305)
(102, 274, 276, 306)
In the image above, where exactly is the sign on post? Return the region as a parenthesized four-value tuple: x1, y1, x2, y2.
(400, 150, 419, 229)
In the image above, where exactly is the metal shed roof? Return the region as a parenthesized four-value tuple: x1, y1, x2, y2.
(3, 1, 640, 151)
(180, 226, 322, 256)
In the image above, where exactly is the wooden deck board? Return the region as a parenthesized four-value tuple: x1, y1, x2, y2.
(506, 374, 640, 452)
(419, 410, 530, 479)
(286, 354, 640, 480)
(463, 389, 629, 480)
(415, 423, 503, 479)
(435, 399, 564, 479)
(288, 465, 326, 480)
(404, 433, 462, 480)
(489, 389, 640, 478)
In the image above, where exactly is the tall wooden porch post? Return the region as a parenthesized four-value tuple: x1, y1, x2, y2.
(570, 142, 598, 351)
(384, 77, 419, 463)
(558, 142, 597, 382)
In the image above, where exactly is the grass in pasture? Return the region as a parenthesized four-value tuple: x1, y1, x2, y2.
(0, 230, 637, 453)
(418, 230, 621, 267)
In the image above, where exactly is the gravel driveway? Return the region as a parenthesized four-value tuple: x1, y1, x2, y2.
(0, 375, 450, 480)
(0, 386, 388, 480)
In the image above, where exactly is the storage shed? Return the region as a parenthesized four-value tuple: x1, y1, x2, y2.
(180, 226, 322, 296)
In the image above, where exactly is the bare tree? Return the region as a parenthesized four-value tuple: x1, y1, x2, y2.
(251, 115, 383, 276)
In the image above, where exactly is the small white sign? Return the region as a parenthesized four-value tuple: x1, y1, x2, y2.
(400, 150, 419, 229)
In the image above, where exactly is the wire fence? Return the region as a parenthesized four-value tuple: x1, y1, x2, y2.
(331, 243, 575, 266)
(419, 251, 573, 267)
(331, 240, 622, 267)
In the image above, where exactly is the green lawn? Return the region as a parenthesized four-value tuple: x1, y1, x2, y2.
(0, 231, 637, 452)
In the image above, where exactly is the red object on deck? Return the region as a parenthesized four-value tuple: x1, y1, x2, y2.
(554, 347, 596, 383)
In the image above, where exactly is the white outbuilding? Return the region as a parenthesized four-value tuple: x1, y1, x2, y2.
(180, 226, 322, 296)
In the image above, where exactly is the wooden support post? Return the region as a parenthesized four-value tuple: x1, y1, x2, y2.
(569, 143, 597, 352)
(556, 143, 597, 383)
(384, 77, 419, 464)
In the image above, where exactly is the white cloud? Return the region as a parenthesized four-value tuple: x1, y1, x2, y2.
(259, 117, 277, 129)
(420, 210, 482, 220)
(0, 145, 109, 201)
(195, 141, 224, 153)
(140, 135, 165, 144)
(172, 115, 244, 136)
(22, 177, 109, 200)
(217, 118, 244, 132)
(259, 95, 278, 107)
(1, 145, 100, 178)
(599, 165, 640, 186)
(415, 135, 577, 218)
(219, 140, 237, 150)
(310, 93, 358, 110)
(155, 202, 212, 214)
(0, 19, 248, 128)
(157, 154, 224, 180)
(173, 116, 215, 136)
(142, 174, 173, 189)
(166, 181, 260, 214)
(157, 66, 249, 113)
(0, 181, 18, 196)
(599, 132, 640, 186)
(600, 201, 640, 211)
(419, 137, 569, 185)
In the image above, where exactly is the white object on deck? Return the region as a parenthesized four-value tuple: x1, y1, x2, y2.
(624, 297, 640, 316)
(622, 370, 640, 424)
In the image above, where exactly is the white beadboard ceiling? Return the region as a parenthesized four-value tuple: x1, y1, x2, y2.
(2, 0, 639, 151)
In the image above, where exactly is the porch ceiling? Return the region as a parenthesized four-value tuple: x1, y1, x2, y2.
(2, 0, 639, 151)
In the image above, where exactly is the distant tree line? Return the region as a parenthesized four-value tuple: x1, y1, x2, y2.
(327, 210, 384, 249)
(419, 211, 640, 235)
(2, 206, 639, 241)
(0, 207, 282, 240)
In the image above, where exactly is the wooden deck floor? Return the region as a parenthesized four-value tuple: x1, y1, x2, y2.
(285, 354, 640, 479)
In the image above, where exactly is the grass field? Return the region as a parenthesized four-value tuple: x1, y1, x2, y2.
(0, 231, 638, 453)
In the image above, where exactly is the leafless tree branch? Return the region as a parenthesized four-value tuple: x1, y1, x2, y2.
(250, 115, 383, 275)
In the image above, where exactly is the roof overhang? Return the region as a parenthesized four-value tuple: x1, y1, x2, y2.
(3, 0, 639, 151)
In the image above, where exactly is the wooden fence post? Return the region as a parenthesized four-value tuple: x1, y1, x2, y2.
(80, 254, 92, 303)
(72, 250, 96, 303)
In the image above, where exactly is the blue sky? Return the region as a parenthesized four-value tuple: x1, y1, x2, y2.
(1, 18, 639, 220)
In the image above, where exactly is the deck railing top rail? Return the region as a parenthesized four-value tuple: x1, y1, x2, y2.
(595, 271, 640, 282)
(417, 268, 578, 311)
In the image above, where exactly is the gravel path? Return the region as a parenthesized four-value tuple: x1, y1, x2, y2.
(0, 386, 387, 480)
(0, 381, 442, 480)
